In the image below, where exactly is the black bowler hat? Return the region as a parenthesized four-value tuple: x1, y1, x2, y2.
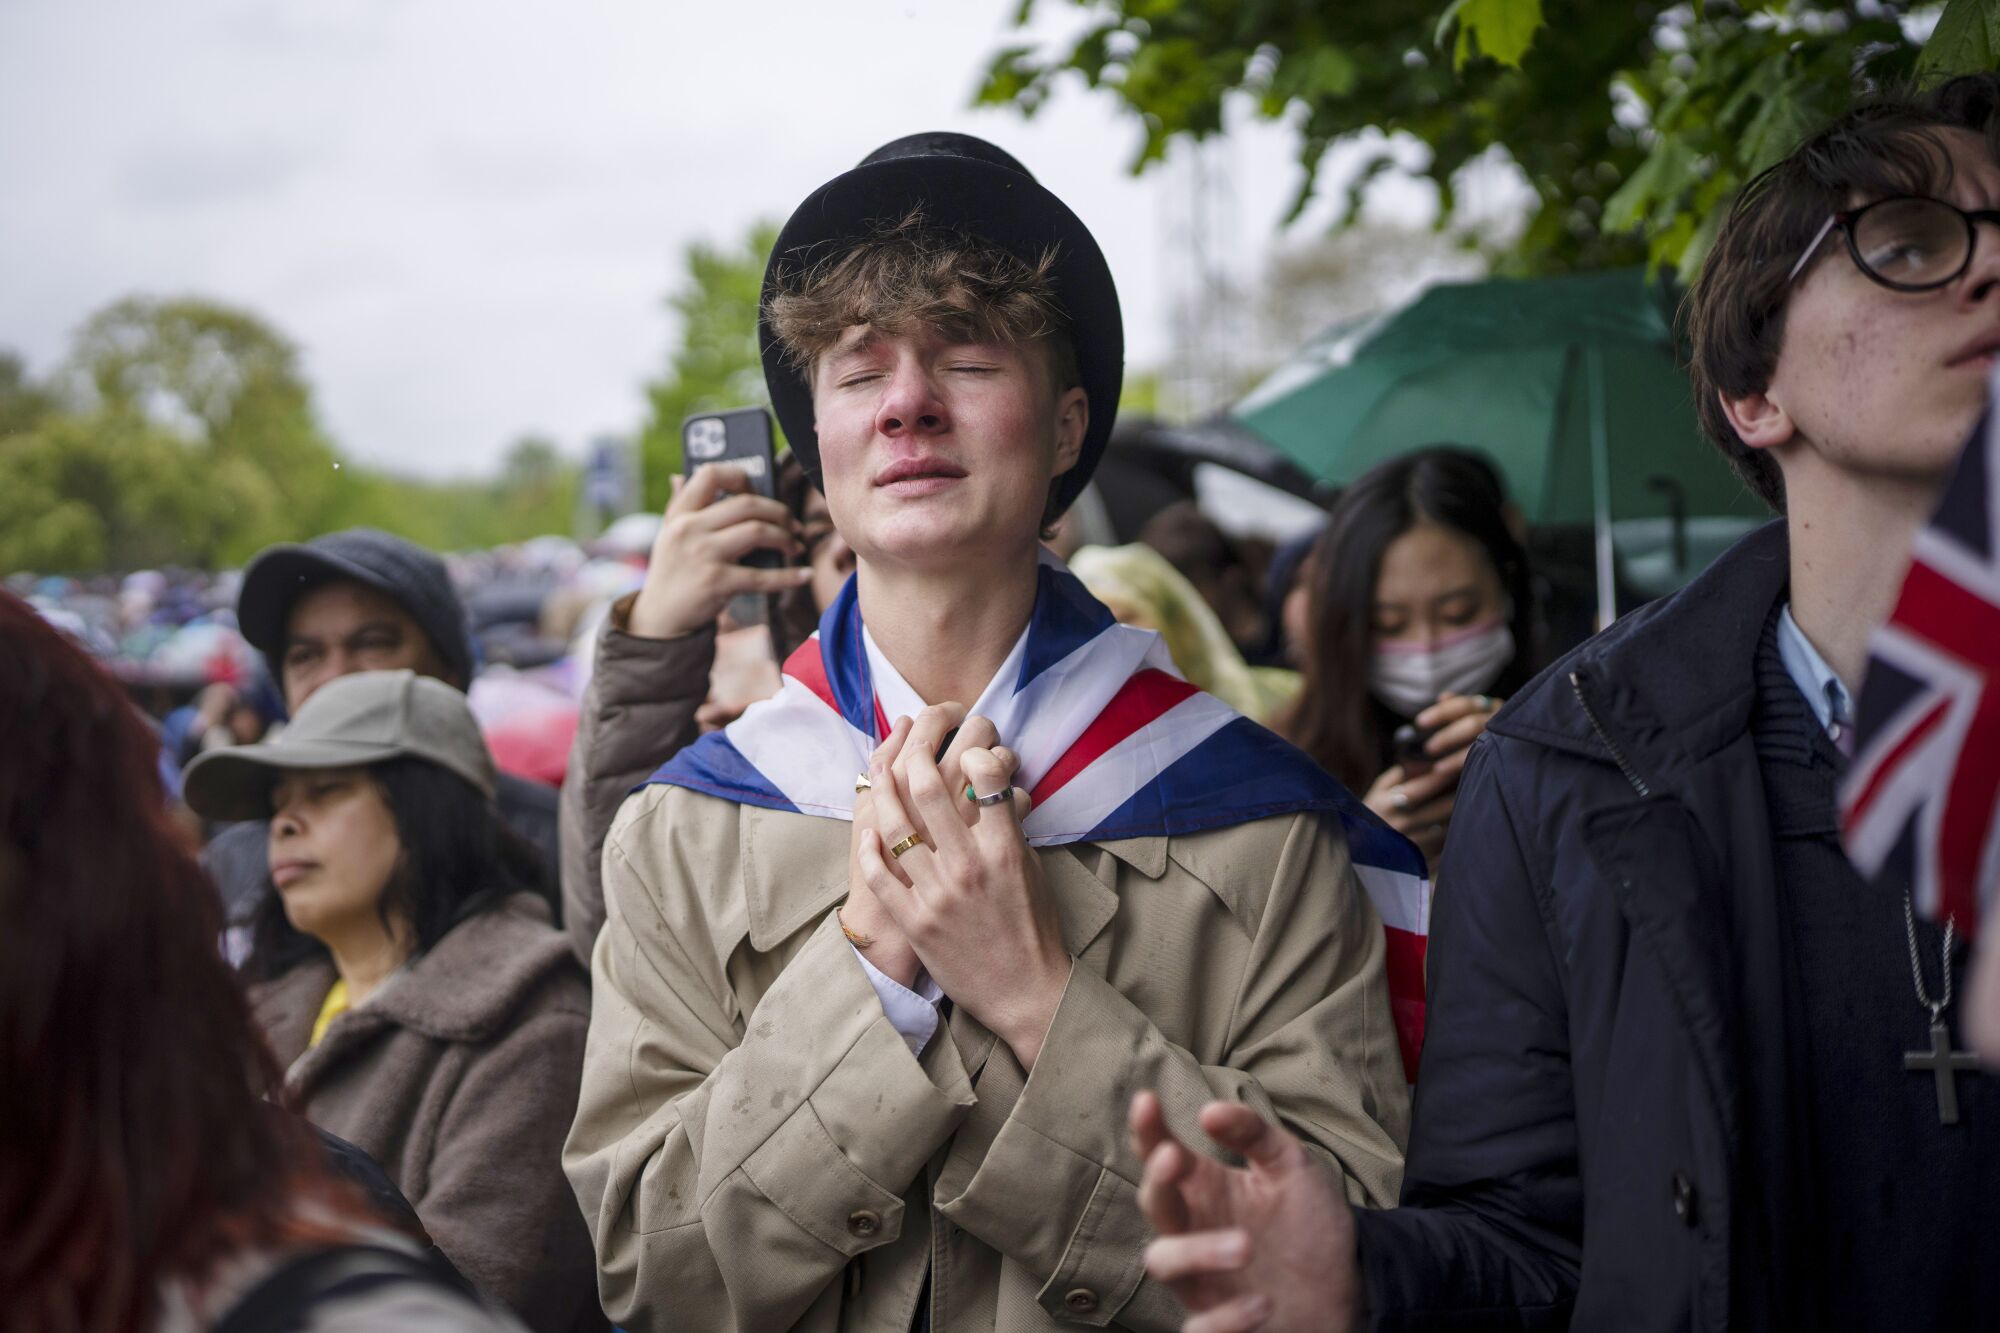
(758, 131, 1124, 516)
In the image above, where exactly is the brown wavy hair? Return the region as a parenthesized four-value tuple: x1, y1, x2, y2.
(764, 208, 1078, 390)
(1685, 72, 2000, 513)
(0, 591, 367, 1333)
(765, 211, 1083, 532)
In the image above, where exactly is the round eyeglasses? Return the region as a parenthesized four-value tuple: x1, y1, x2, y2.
(1786, 195, 2000, 291)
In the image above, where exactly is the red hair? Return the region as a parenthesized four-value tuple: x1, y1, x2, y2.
(0, 592, 367, 1333)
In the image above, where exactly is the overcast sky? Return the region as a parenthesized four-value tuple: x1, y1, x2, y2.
(0, 0, 1436, 477)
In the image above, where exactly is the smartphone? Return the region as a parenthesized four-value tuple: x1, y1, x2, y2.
(683, 407, 781, 626)
(1391, 722, 1438, 778)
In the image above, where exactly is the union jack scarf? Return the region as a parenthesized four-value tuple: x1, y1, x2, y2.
(647, 551, 1433, 1076)
(1843, 371, 2000, 940)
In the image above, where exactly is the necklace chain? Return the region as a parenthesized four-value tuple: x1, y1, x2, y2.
(1901, 891, 1956, 1020)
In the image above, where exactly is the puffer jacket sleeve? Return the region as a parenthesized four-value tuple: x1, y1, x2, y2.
(562, 789, 978, 1332)
(557, 599, 716, 968)
(1351, 736, 1582, 1330)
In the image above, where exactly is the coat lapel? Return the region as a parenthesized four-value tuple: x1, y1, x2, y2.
(257, 897, 574, 1101)
(1046, 841, 1122, 962)
(251, 957, 333, 1066)
(285, 999, 396, 1100)
(933, 843, 1120, 1084)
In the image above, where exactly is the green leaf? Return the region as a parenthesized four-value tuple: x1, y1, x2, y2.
(1602, 136, 1696, 234)
(1438, 0, 1546, 70)
(1916, 0, 2000, 84)
(1675, 193, 1729, 276)
(976, 45, 1046, 107)
(1738, 79, 1817, 176)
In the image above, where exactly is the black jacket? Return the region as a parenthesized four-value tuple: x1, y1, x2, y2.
(1354, 520, 1814, 1331)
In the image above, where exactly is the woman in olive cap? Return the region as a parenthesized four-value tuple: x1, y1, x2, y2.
(184, 669, 602, 1333)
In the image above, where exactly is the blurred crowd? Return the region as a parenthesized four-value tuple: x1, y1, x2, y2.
(13, 434, 1544, 880)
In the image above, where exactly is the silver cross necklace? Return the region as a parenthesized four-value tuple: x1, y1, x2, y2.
(1900, 893, 1980, 1125)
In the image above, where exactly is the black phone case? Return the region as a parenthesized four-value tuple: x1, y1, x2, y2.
(682, 407, 781, 571)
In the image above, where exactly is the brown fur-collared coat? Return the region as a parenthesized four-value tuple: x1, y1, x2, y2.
(250, 894, 603, 1333)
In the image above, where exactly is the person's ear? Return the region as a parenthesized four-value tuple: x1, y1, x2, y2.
(1719, 385, 1796, 452)
(1052, 386, 1089, 474)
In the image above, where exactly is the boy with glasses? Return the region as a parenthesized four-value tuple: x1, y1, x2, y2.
(1128, 75, 2000, 1332)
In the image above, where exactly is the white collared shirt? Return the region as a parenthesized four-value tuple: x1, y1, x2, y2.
(1776, 602, 1855, 748)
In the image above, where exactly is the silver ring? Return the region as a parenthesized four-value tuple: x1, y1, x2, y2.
(971, 786, 1016, 808)
(1389, 789, 1409, 811)
(1475, 695, 1496, 712)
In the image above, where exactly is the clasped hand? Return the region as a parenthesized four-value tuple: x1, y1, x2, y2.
(843, 703, 1073, 1070)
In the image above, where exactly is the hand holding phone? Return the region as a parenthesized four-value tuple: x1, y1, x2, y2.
(1391, 722, 1438, 778)
(624, 444, 811, 641)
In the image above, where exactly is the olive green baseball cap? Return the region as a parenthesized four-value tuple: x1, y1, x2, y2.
(183, 669, 497, 821)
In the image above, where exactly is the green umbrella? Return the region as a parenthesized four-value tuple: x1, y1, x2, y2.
(1232, 268, 1767, 622)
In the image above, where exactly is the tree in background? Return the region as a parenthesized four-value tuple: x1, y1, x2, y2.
(981, 0, 2000, 275)
(58, 297, 345, 565)
(1256, 222, 1492, 357)
(638, 221, 781, 512)
(488, 435, 581, 540)
(0, 299, 344, 571)
(1, 298, 582, 575)
(0, 352, 56, 438)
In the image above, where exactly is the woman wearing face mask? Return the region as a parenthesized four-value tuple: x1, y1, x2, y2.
(181, 670, 603, 1333)
(1277, 447, 1537, 866)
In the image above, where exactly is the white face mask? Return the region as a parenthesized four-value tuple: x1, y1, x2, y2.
(1369, 618, 1515, 718)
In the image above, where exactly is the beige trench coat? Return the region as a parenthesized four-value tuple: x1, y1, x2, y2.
(564, 785, 1409, 1332)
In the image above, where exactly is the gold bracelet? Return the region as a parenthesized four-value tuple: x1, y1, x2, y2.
(838, 908, 873, 948)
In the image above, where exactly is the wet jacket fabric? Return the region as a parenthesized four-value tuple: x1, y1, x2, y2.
(564, 787, 1410, 1332)
(249, 894, 602, 1333)
(1352, 520, 1822, 1330)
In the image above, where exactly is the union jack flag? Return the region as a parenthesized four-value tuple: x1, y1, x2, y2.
(647, 550, 1433, 1076)
(1842, 373, 2000, 938)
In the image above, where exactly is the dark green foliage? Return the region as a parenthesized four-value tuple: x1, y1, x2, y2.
(979, 1, 1999, 275)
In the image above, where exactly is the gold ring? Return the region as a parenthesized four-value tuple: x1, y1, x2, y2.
(854, 773, 873, 794)
(888, 833, 923, 859)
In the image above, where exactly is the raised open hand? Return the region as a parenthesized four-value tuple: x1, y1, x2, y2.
(1130, 1092, 1361, 1333)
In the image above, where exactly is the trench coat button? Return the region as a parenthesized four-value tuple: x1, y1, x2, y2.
(847, 1209, 881, 1238)
(1064, 1287, 1098, 1313)
(1671, 1171, 1696, 1226)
